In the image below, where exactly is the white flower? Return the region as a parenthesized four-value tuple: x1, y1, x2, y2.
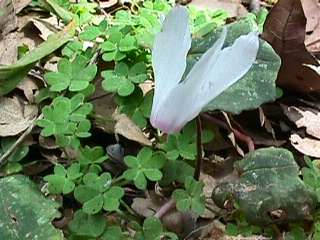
(150, 6, 259, 134)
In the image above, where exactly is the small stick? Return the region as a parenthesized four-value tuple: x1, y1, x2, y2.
(194, 116, 203, 180)
(0, 114, 42, 167)
(154, 198, 176, 219)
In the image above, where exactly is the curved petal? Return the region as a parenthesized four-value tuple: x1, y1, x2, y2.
(195, 31, 259, 107)
(151, 6, 191, 114)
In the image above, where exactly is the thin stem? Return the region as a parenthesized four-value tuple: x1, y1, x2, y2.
(0, 114, 43, 167)
(120, 199, 137, 216)
(194, 116, 203, 180)
(201, 113, 255, 152)
(154, 198, 176, 219)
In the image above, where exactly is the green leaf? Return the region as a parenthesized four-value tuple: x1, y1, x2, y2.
(0, 175, 63, 239)
(83, 194, 104, 214)
(138, 147, 153, 161)
(134, 171, 148, 190)
(103, 186, 124, 211)
(0, 22, 75, 95)
(143, 169, 162, 181)
(69, 210, 106, 237)
(79, 25, 101, 41)
(173, 177, 205, 215)
(119, 34, 137, 52)
(101, 41, 117, 51)
(124, 156, 139, 168)
(74, 185, 100, 203)
(101, 226, 122, 240)
(212, 147, 317, 225)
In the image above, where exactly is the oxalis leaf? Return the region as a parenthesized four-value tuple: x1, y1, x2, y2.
(0, 21, 76, 96)
(188, 18, 281, 114)
(0, 175, 63, 240)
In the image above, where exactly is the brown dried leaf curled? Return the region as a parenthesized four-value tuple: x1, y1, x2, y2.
(262, 0, 320, 92)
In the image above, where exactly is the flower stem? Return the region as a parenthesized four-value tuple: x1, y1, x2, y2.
(194, 116, 203, 181)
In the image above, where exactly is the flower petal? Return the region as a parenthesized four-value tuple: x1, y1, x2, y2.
(195, 31, 260, 107)
(151, 6, 191, 114)
(150, 28, 228, 133)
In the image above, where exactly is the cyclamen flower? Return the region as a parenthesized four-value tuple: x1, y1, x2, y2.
(150, 6, 259, 134)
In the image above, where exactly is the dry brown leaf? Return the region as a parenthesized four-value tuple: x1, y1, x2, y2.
(222, 112, 245, 156)
(0, 97, 38, 136)
(31, 17, 60, 41)
(190, 0, 247, 17)
(302, 0, 320, 55)
(13, 0, 31, 13)
(261, 0, 320, 92)
(0, 33, 19, 65)
(0, 0, 17, 37)
(290, 133, 320, 157)
(17, 76, 39, 102)
(283, 105, 320, 139)
(200, 173, 219, 219)
(113, 113, 152, 146)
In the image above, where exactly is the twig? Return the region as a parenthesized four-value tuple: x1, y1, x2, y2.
(0, 114, 43, 167)
(154, 198, 176, 219)
(194, 116, 203, 180)
(201, 113, 255, 152)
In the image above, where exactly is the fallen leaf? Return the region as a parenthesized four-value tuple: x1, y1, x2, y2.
(200, 173, 219, 219)
(31, 16, 60, 41)
(301, 0, 320, 55)
(0, 20, 76, 95)
(13, 0, 32, 13)
(16, 76, 39, 102)
(0, 0, 17, 37)
(262, 0, 320, 92)
(113, 113, 152, 146)
(283, 105, 320, 139)
(0, 33, 19, 65)
(0, 97, 38, 136)
(290, 133, 320, 157)
(222, 112, 245, 156)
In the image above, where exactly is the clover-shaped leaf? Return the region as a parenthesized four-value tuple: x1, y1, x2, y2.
(77, 145, 108, 166)
(122, 147, 166, 190)
(103, 186, 124, 211)
(136, 217, 178, 240)
(37, 94, 93, 148)
(69, 210, 106, 237)
(74, 172, 124, 214)
(101, 226, 123, 240)
(44, 56, 97, 92)
(44, 163, 83, 194)
(102, 62, 147, 97)
(101, 29, 137, 62)
(173, 176, 205, 215)
(79, 20, 107, 41)
(116, 88, 153, 128)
